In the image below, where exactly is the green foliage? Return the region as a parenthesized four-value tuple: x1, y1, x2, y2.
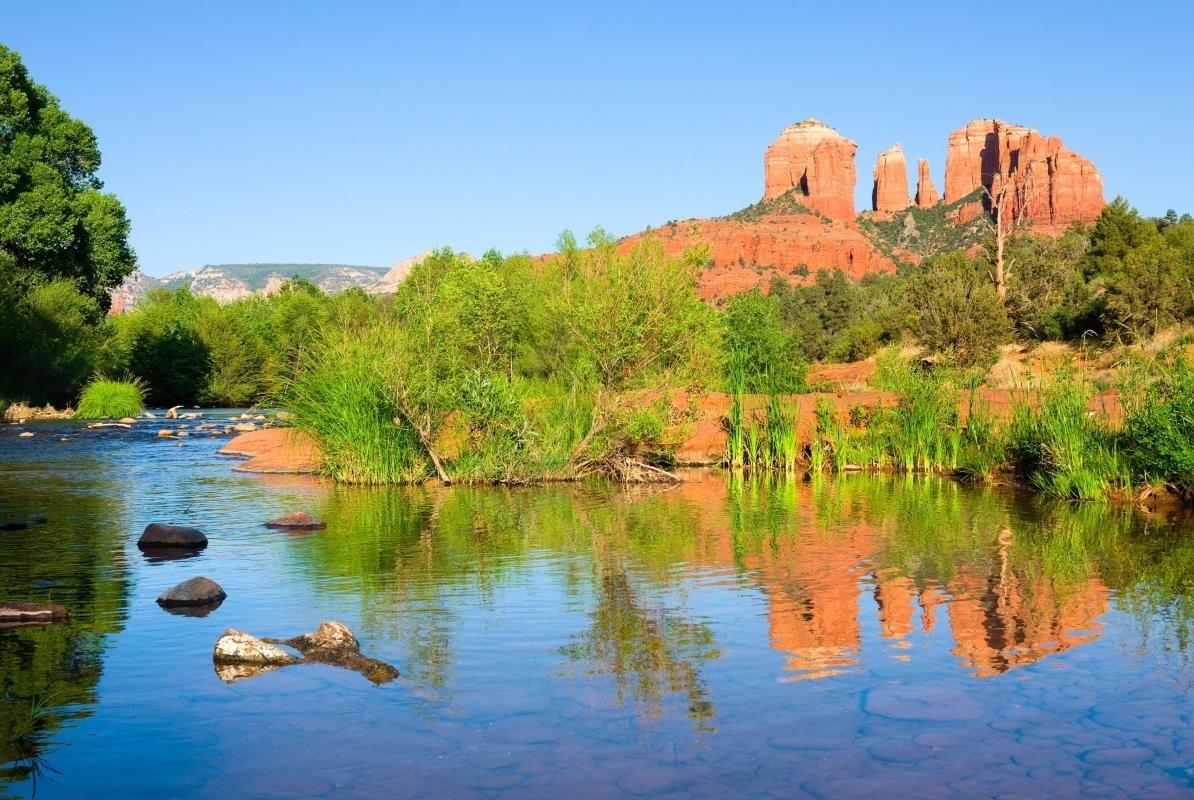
(0, 44, 135, 305)
(857, 189, 987, 262)
(1121, 353, 1194, 494)
(1004, 225, 1097, 340)
(1006, 371, 1126, 501)
(73, 378, 144, 419)
(721, 290, 805, 392)
(725, 187, 819, 223)
(903, 251, 1012, 368)
(0, 277, 101, 406)
(286, 327, 427, 485)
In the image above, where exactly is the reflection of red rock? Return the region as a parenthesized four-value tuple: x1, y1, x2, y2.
(665, 478, 1111, 682)
(915, 158, 939, 209)
(872, 145, 911, 214)
(763, 119, 858, 222)
(943, 118, 1104, 231)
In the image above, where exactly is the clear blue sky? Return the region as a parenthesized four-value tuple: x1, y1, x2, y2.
(5, 1, 1191, 276)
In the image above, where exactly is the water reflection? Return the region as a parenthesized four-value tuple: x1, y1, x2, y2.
(0, 469, 130, 792)
(291, 473, 1193, 707)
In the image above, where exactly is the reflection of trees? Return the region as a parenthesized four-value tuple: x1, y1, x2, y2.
(559, 498, 718, 733)
(0, 477, 130, 793)
(293, 483, 722, 727)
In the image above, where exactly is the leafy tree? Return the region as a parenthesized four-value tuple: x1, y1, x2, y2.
(0, 44, 135, 305)
(1004, 225, 1097, 340)
(1100, 236, 1189, 341)
(905, 252, 1011, 368)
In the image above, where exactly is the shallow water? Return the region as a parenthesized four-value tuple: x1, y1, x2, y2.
(1, 416, 1192, 798)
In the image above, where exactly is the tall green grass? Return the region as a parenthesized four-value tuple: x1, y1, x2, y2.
(1007, 371, 1127, 501)
(73, 378, 145, 419)
(285, 336, 428, 485)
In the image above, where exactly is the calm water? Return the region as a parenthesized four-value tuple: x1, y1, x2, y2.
(1, 416, 1193, 799)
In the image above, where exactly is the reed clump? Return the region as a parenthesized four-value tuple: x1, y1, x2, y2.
(72, 378, 145, 420)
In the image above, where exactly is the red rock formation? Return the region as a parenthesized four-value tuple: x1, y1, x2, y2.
(915, 157, 939, 209)
(944, 119, 1000, 203)
(618, 215, 896, 300)
(944, 119, 1104, 231)
(871, 144, 911, 213)
(763, 119, 857, 222)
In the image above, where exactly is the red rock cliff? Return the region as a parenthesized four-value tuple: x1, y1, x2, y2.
(871, 144, 911, 213)
(763, 119, 857, 222)
(944, 119, 1104, 231)
(915, 158, 939, 209)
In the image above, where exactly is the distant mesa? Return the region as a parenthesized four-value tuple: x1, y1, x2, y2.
(619, 116, 1105, 299)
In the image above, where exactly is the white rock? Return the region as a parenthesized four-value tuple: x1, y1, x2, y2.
(213, 629, 297, 665)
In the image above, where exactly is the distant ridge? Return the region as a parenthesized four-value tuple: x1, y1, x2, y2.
(110, 262, 388, 311)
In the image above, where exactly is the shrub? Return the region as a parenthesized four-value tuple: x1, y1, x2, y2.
(73, 378, 144, 419)
(1121, 354, 1194, 494)
(721, 290, 805, 392)
(904, 252, 1012, 369)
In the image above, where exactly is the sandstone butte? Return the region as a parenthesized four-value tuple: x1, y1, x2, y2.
(943, 118, 1104, 232)
(616, 117, 1105, 299)
(871, 144, 912, 214)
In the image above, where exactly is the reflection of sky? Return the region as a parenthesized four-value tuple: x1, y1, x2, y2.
(2, 422, 1192, 798)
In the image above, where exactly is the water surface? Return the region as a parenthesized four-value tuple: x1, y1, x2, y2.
(1, 417, 1192, 798)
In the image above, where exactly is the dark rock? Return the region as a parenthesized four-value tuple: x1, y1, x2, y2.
(156, 576, 226, 608)
(264, 512, 326, 531)
(32, 580, 59, 589)
(138, 522, 207, 550)
(0, 601, 70, 627)
(279, 620, 399, 685)
(1, 520, 29, 531)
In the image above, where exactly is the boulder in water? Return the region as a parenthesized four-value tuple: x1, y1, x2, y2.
(138, 522, 207, 550)
(213, 629, 298, 666)
(157, 576, 226, 608)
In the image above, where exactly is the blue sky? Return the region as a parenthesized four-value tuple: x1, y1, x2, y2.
(4, 1, 1191, 276)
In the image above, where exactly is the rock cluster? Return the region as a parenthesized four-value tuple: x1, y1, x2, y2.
(212, 621, 398, 685)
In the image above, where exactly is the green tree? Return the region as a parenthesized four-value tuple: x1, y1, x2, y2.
(905, 252, 1011, 368)
(0, 44, 135, 305)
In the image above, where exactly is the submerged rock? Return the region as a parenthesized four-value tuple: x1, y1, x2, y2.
(212, 621, 398, 685)
(264, 512, 326, 531)
(1, 520, 29, 531)
(0, 601, 70, 627)
(138, 522, 208, 550)
(157, 576, 226, 609)
(280, 621, 399, 685)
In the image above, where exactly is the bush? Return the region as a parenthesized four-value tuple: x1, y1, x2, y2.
(73, 378, 144, 419)
(285, 329, 427, 485)
(1121, 354, 1194, 493)
(904, 252, 1012, 369)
